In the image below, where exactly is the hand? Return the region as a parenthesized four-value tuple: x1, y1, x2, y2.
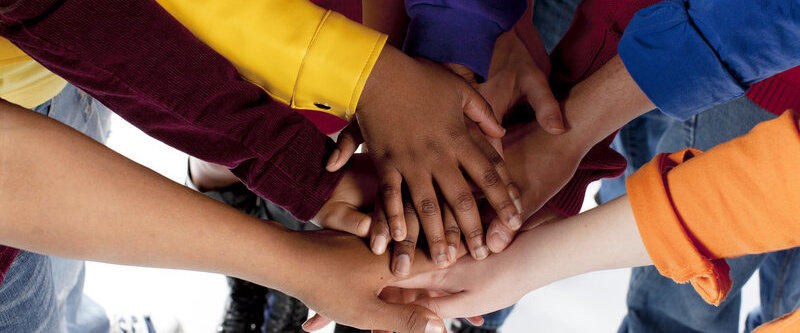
(278, 229, 446, 333)
(442, 21, 561, 138)
(390, 230, 535, 319)
(483, 121, 588, 252)
(356, 46, 521, 264)
(312, 155, 378, 236)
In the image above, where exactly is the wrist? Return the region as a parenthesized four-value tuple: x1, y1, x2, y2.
(560, 56, 656, 147)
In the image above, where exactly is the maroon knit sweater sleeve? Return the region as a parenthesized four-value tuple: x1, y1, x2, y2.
(545, 0, 800, 216)
(0, 0, 343, 220)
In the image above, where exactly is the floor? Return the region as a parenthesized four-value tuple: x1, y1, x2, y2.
(83, 114, 761, 332)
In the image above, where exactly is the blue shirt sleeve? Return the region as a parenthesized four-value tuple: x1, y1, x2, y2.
(403, 0, 526, 81)
(618, 0, 800, 120)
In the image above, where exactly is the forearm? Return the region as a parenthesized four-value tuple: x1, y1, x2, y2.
(0, 0, 341, 220)
(512, 196, 650, 291)
(559, 56, 655, 152)
(0, 101, 300, 290)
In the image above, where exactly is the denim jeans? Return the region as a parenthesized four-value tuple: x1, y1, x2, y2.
(0, 84, 111, 333)
(595, 97, 799, 332)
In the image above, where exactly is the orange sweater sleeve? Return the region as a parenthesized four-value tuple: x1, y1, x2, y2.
(626, 110, 800, 306)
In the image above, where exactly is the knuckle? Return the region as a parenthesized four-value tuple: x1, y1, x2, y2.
(487, 152, 504, 167)
(380, 183, 399, 198)
(453, 192, 476, 213)
(480, 169, 501, 187)
(465, 227, 484, 241)
(446, 126, 466, 142)
(417, 198, 439, 217)
(397, 239, 417, 249)
(428, 233, 445, 245)
(444, 225, 461, 236)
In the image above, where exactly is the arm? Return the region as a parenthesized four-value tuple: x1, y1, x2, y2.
(0, 99, 443, 333)
(0, 0, 341, 221)
(398, 109, 800, 318)
(393, 195, 650, 318)
(155, 0, 386, 120)
(618, 0, 800, 119)
(483, 55, 655, 252)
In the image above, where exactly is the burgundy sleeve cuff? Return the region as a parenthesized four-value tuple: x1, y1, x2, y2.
(545, 134, 627, 216)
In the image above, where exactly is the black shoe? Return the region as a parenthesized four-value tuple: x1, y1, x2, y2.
(452, 320, 498, 333)
(333, 324, 369, 333)
(264, 290, 308, 333)
(218, 277, 268, 333)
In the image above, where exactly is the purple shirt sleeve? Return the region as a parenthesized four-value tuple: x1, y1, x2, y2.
(403, 0, 526, 81)
(0, 0, 342, 221)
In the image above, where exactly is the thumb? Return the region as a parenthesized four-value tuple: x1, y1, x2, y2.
(317, 204, 371, 237)
(326, 121, 364, 172)
(376, 302, 445, 333)
(462, 87, 506, 138)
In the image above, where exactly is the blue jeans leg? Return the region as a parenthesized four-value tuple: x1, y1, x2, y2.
(0, 84, 111, 333)
(617, 97, 777, 333)
(744, 247, 800, 332)
(597, 110, 672, 204)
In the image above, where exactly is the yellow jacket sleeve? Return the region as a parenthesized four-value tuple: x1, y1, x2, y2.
(156, 0, 387, 120)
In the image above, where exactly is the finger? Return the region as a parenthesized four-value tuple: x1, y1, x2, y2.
(370, 203, 391, 255)
(318, 204, 371, 237)
(406, 176, 449, 268)
(458, 142, 522, 242)
(520, 70, 564, 134)
(375, 302, 445, 333)
(441, 204, 460, 263)
(302, 313, 332, 332)
(378, 167, 406, 241)
(326, 122, 364, 171)
(392, 202, 420, 277)
(486, 216, 516, 253)
(433, 170, 486, 261)
(469, 126, 520, 216)
(462, 87, 505, 138)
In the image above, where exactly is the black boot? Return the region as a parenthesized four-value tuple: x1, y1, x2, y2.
(218, 277, 268, 333)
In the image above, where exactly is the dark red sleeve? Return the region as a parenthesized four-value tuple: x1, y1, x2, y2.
(544, 0, 658, 216)
(0, 0, 342, 220)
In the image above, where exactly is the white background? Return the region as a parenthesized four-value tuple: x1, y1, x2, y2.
(84, 114, 760, 332)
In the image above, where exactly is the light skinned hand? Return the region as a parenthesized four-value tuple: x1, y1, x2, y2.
(354, 46, 521, 265)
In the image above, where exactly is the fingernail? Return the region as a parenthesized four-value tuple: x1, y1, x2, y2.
(507, 187, 523, 215)
(391, 228, 405, 241)
(434, 252, 449, 267)
(447, 245, 457, 262)
(474, 246, 490, 260)
(509, 215, 522, 230)
(492, 230, 509, 246)
(547, 116, 564, 132)
(395, 254, 411, 276)
(426, 320, 445, 333)
(326, 149, 340, 169)
(372, 235, 388, 254)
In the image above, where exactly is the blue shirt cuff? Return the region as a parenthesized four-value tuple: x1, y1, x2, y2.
(403, 6, 503, 81)
(618, 0, 746, 120)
